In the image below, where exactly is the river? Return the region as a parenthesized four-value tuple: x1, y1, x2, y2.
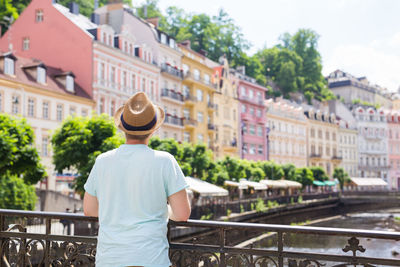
(253, 208, 400, 260)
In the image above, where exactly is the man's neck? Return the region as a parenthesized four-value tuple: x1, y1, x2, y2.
(125, 139, 149, 145)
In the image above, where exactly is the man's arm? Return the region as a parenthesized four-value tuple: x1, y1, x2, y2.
(168, 189, 191, 221)
(83, 192, 99, 217)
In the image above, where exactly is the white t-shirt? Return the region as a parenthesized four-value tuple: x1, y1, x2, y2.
(84, 144, 188, 267)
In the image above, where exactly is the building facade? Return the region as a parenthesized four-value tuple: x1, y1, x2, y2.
(179, 41, 216, 147)
(386, 110, 400, 189)
(353, 106, 389, 181)
(304, 108, 341, 176)
(0, 52, 94, 191)
(265, 99, 307, 167)
(231, 68, 268, 161)
(337, 120, 359, 177)
(212, 57, 239, 159)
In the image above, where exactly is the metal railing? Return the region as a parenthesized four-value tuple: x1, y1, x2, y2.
(1, 208, 400, 267)
(183, 118, 198, 126)
(184, 71, 218, 89)
(160, 63, 183, 79)
(161, 88, 184, 102)
(165, 114, 184, 127)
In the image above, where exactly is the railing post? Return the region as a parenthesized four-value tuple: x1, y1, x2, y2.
(219, 227, 226, 267)
(45, 218, 51, 267)
(278, 231, 283, 267)
(0, 214, 4, 267)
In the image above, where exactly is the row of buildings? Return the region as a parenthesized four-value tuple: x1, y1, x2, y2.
(0, 0, 399, 192)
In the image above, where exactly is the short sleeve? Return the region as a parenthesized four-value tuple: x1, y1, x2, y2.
(84, 158, 99, 197)
(164, 155, 189, 197)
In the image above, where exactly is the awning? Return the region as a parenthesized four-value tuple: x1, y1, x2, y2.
(324, 181, 337, 186)
(260, 179, 288, 189)
(313, 180, 325, 186)
(224, 180, 249, 190)
(239, 179, 268, 190)
(280, 180, 303, 188)
(350, 177, 388, 187)
(185, 177, 229, 197)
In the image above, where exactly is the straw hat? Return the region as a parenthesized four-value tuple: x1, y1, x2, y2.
(114, 92, 165, 135)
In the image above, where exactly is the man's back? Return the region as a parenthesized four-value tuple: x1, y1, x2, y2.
(84, 144, 188, 267)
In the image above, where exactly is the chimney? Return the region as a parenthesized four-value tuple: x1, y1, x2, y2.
(94, 0, 99, 9)
(199, 49, 208, 57)
(180, 40, 191, 48)
(69, 2, 79, 15)
(91, 13, 100, 24)
(236, 66, 245, 75)
(146, 17, 159, 28)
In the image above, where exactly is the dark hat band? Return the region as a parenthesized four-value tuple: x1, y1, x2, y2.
(120, 113, 157, 131)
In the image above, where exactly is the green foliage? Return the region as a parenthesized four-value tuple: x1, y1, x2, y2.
(0, 0, 19, 41)
(309, 166, 329, 181)
(51, 114, 124, 195)
(267, 200, 279, 209)
(295, 167, 314, 186)
(255, 198, 267, 213)
(282, 163, 296, 181)
(226, 208, 232, 217)
(0, 175, 36, 210)
(57, 0, 131, 17)
(333, 167, 350, 190)
(250, 202, 255, 211)
(0, 114, 46, 185)
(200, 212, 213, 220)
(218, 156, 246, 181)
(258, 161, 283, 180)
(298, 195, 303, 203)
(240, 204, 245, 213)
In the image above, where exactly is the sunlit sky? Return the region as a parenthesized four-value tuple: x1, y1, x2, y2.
(138, 0, 400, 92)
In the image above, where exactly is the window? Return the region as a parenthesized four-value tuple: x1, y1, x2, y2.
(249, 124, 255, 135)
(318, 130, 322, 139)
(141, 78, 146, 91)
(311, 128, 315, 138)
(37, 67, 46, 84)
(249, 107, 255, 116)
(249, 90, 254, 99)
(197, 134, 204, 143)
(196, 89, 203, 102)
(257, 91, 262, 101)
(169, 39, 175, 48)
(258, 145, 263, 155)
(110, 67, 116, 84)
(161, 34, 167, 44)
(150, 81, 155, 99)
(82, 109, 88, 117)
(243, 143, 248, 154)
(27, 98, 35, 117)
(4, 57, 14, 75)
(183, 108, 190, 119)
(129, 44, 133, 55)
(204, 74, 210, 84)
(99, 98, 104, 113)
(240, 86, 246, 96)
(12, 95, 19, 114)
(56, 104, 63, 121)
(332, 133, 336, 141)
(326, 131, 330, 140)
(197, 111, 204, 123)
(42, 137, 49, 157)
(184, 132, 190, 142)
(66, 75, 74, 92)
(256, 109, 261, 117)
(242, 123, 247, 133)
(249, 144, 256, 154)
(257, 126, 263, 136)
(23, 37, 30, 51)
(98, 62, 105, 80)
(242, 104, 246, 113)
(102, 32, 106, 43)
(193, 69, 200, 80)
(36, 9, 44, 22)
(69, 106, 76, 115)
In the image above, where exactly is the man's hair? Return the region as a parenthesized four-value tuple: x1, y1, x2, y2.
(125, 133, 151, 141)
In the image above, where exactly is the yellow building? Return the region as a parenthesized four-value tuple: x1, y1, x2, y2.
(179, 41, 216, 147)
(212, 56, 239, 159)
(305, 108, 341, 176)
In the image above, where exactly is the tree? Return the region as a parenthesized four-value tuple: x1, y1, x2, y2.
(218, 156, 246, 181)
(0, 0, 19, 35)
(51, 115, 124, 195)
(258, 161, 283, 180)
(294, 167, 314, 187)
(282, 163, 296, 181)
(333, 167, 350, 191)
(309, 166, 329, 181)
(0, 175, 36, 210)
(0, 114, 46, 185)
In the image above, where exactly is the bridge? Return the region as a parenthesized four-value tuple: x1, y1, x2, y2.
(1, 191, 400, 266)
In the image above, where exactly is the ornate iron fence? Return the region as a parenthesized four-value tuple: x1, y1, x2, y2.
(1, 209, 400, 266)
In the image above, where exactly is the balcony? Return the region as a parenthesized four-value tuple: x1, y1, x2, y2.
(164, 114, 183, 127)
(1, 208, 399, 267)
(239, 95, 265, 107)
(332, 155, 343, 161)
(207, 123, 216, 130)
(183, 94, 197, 104)
(183, 118, 198, 127)
(184, 71, 217, 89)
(207, 102, 217, 109)
(160, 63, 183, 79)
(161, 88, 184, 103)
(310, 153, 322, 158)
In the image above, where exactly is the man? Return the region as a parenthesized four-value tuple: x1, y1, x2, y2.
(83, 92, 191, 267)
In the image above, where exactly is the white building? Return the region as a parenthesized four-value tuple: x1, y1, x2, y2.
(0, 52, 94, 191)
(337, 120, 359, 177)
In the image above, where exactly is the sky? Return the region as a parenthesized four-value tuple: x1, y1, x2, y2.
(144, 0, 400, 92)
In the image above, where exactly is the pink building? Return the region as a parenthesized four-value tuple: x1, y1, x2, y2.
(231, 68, 268, 161)
(386, 110, 400, 189)
(0, 0, 159, 119)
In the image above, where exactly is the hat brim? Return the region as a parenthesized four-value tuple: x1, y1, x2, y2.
(114, 104, 165, 135)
